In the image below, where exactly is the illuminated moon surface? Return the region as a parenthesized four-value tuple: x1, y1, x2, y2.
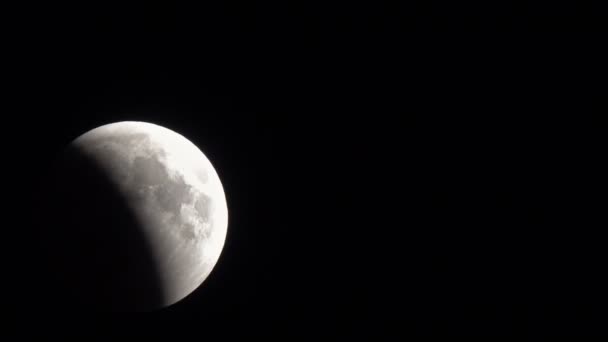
(44, 121, 228, 311)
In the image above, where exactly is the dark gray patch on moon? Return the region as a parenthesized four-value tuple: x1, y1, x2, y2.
(90, 132, 151, 153)
(133, 155, 169, 186)
(154, 176, 193, 214)
(195, 194, 212, 222)
(180, 222, 197, 241)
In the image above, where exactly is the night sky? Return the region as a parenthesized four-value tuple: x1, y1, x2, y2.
(3, 2, 607, 338)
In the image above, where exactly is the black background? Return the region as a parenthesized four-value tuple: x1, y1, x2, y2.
(2, 2, 607, 338)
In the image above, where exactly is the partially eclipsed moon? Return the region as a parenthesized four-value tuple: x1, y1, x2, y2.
(44, 121, 228, 311)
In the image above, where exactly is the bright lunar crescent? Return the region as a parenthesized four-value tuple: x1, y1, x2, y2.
(42, 121, 228, 312)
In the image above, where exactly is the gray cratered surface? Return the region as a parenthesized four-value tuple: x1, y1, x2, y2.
(65, 121, 228, 309)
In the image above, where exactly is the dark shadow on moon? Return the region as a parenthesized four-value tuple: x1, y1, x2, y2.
(36, 144, 166, 313)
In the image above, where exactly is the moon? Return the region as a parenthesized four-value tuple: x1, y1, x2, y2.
(39, 121, 228, 312)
